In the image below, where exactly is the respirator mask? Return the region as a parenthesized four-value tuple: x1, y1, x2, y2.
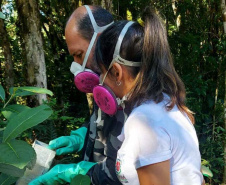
(70, 5, 114, 93)
(93, 21, 141, 115)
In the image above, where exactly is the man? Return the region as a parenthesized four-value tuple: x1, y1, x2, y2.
(29, 5, 124, 185)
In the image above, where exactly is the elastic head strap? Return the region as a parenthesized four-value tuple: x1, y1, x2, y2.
(81, 5, 114, 70)
(109, 21, 141, 70)
(101, 21, 141, 85)
(113, 21, 134, 59)
(114, 55, 141, 67)
(84, 5, 114, 33)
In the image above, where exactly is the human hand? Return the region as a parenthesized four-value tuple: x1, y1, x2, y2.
(48, 127, 87, 155)
(29, 161, 96, 185)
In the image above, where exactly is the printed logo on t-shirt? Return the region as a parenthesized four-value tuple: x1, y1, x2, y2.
(115, 158, 128, 183)
(116, 158, 121, 174)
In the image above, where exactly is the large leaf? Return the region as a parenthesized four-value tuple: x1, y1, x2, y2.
(201, 165, 213, 178)
(3, 104, 53, 142)
(10, 87, 53, 97)
(1, 104, 31, 120)
(0, 140, 36, 177)
(9, 87, 35, 97)
(0, 12, 5, 20)
(0, 130, 3, 143)
(17, 87, 53, 96)
(0, 164, 25, 177)
(70, 175, 91, 185)
(0, 173, 18, 185)
(0, 85, 5, 102)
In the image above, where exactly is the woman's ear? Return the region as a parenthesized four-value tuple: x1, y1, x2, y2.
(112, 63, 122, 82)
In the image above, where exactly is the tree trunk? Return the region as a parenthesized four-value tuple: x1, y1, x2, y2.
(92, 0, 101, 5)
(83, 0, 92, 5)
(171, 0, 181, 28)
(222, 0, 226, 34)
(15, 0, 47, 105)
(0, 2, 14, 90)
(101, 0, 113, 12)
(222, 0, 226, 183)
(224, 71, 226, 184)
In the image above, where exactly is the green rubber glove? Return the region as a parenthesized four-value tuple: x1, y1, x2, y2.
(28, 161, 96, 185)
(48, 127, 87, 155)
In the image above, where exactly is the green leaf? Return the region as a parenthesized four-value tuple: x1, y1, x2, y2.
(201, 165, 213, 178)
(0, 173, 18, 185)
(0, 12, 5, 20)
(9, 87, 35, 97)
(71, 175, 91, 185)
(3, 104, 53, 142)
(1, 104, 31, 120)
(0, 130, 3, 143)
(201, 159, 209, 166)
(0, 85, 5, 102)
(0, 140, 36, 177)
(16, 87, 53, 96)
(0, 164, 25, 177)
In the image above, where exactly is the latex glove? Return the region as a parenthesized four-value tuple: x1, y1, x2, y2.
(48, 127, 87, 155)
(29, 161, 96, 185)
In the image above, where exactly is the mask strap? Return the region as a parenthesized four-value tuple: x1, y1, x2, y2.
(114, 55, 141, 67)
(81, 32, 97, 70)
(108, 21, 141, 70)
(81, 6, 114, 71)
(84, 5, 114, 33)
(100, 22, 141, 85)
(116, 95, 128, 121)
(95, 108, 103, 124)
(100, 69, 110, 85)
(113, 21, 134, 59)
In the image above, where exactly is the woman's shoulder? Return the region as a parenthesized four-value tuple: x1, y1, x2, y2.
(127, 100, 166, 127)
(132, 97, 168, 114)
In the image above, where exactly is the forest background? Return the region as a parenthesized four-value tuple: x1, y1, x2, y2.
(0, 0, 225, 185)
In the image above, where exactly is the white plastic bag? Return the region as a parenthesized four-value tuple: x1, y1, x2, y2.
(16, 140, 56, 185)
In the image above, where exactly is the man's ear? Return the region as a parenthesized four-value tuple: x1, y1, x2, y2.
(112, 63, 122, 81)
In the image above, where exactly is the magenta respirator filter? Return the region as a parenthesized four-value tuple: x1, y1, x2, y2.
(74, 71, 99, 93)
(93, 85, 118, 115)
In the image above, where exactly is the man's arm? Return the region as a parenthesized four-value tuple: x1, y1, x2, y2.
(85, 109, 125, 185)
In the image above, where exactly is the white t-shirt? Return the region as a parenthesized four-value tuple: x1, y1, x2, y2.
(116, 96, 203, 185)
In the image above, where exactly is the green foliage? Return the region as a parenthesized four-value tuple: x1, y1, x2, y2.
(0, 11, 5, 19)
(0, 85, 53, 184)
(71, 174, 91, 185)
(0, 86, 5, 102)
(0, 173, 18, 185)
(0, 140, 36, 177)
(9, 87, 53, 97)
(1, 105, 30, 120)
(28, 98, 86, 145)
(202, 165, 213, 178)
(3, 104, 52, 142)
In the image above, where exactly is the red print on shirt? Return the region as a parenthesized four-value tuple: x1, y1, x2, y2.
(116, 158, 128, 183)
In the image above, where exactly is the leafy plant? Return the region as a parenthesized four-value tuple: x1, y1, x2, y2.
(0, 11, 5, 19)
(201, 159, 213, 179)
(71, 174, 91, 185)
(0, 85, 53, 184)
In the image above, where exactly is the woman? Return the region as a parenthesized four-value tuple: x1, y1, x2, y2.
(93, 7, 204, 185)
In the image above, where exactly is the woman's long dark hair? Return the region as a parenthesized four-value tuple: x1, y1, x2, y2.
(95, 7, 194, 123)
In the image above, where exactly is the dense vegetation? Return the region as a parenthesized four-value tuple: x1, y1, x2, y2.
(0, 0, 225, 184)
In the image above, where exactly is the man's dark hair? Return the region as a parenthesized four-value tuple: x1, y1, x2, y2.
(78, 6, 114, 41)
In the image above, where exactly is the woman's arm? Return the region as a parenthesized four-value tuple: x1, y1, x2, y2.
(137, 160, 170, 185)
